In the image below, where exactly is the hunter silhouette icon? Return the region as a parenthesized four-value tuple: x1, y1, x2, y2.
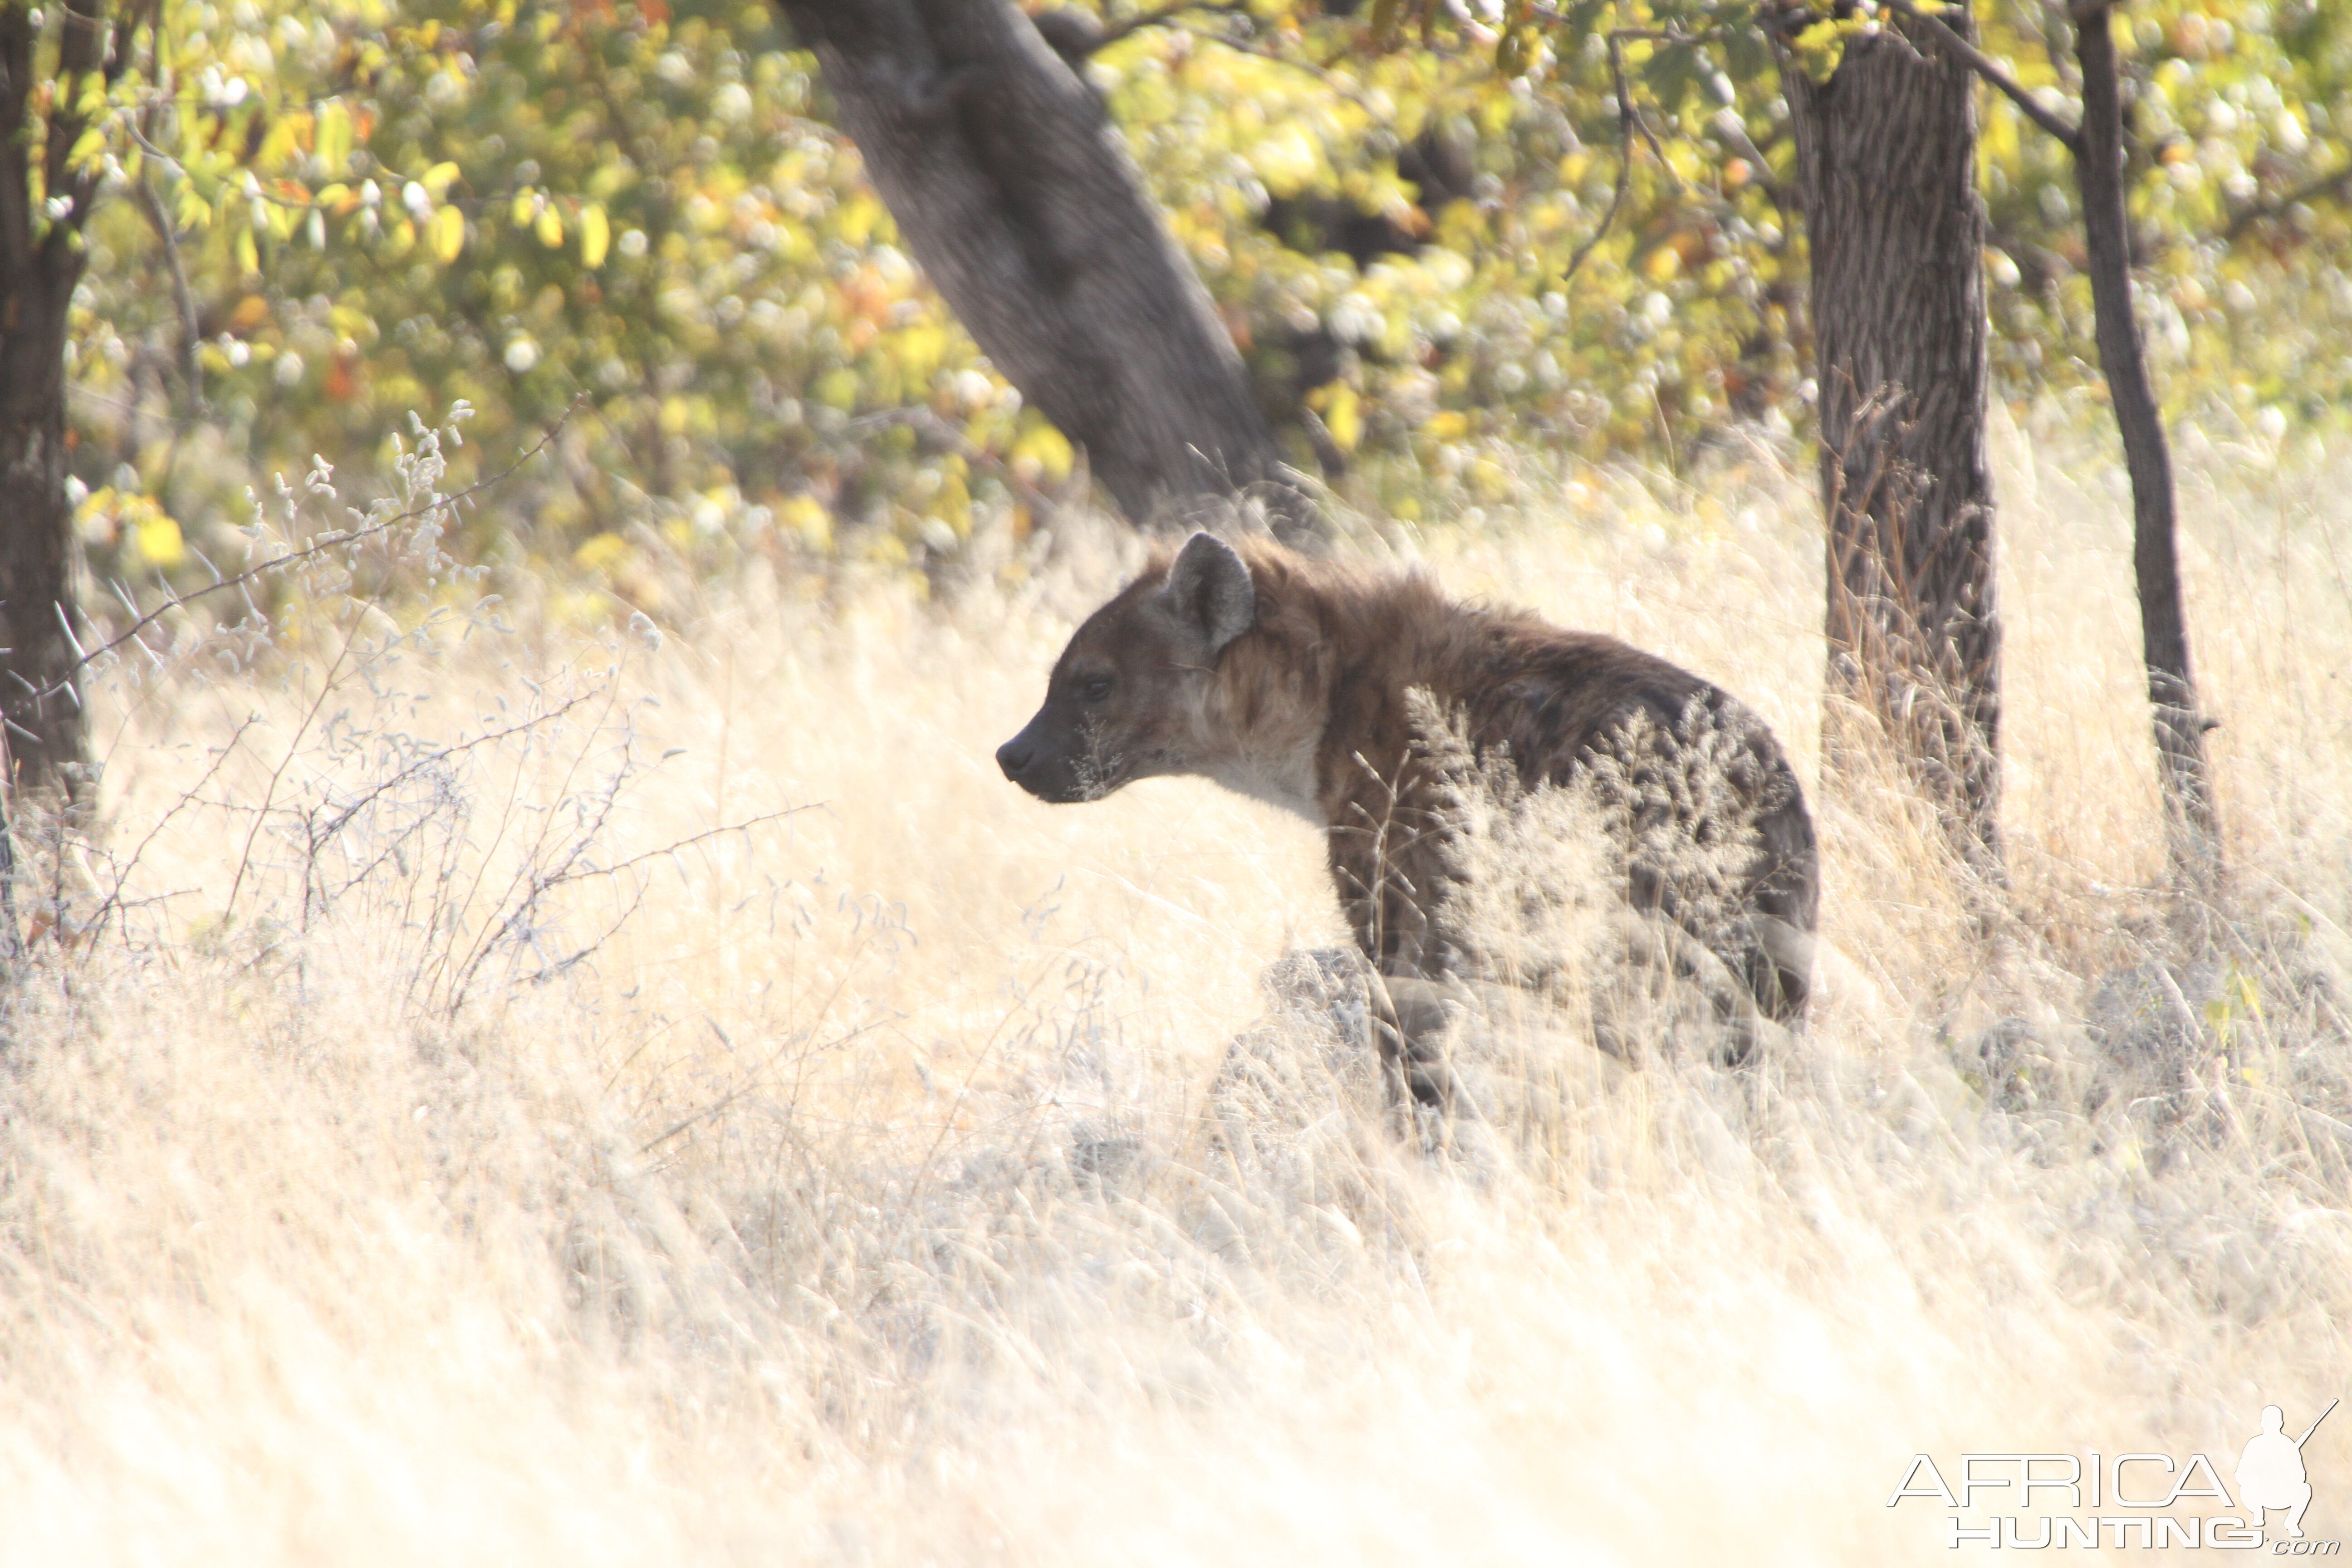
(2239, 1399, 2337, 1540)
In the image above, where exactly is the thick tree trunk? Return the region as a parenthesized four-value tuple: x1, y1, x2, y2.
(0, 294, 87, 797)
(2073, 3, 2221, 890)
(776, 0, 1307, 533)
(0, 5, 93, 802)
(1782, 14, 2003, 876)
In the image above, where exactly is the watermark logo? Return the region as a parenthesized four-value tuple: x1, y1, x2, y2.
(2242, 1401, 2336, 1543)
(1889, 1400, 2338, 1551)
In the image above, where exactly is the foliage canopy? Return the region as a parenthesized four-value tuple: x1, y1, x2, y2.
(51, 0, 2352, 608)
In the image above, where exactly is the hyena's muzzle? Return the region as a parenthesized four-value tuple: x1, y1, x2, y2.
(994, 709, 1104, 804)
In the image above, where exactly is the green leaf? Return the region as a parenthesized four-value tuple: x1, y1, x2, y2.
(1641, 41, 1701, 113)
(1561, 0, 1609, 45)
(1496, 27, 1529, 78)
(1723, 19, 1771, 83)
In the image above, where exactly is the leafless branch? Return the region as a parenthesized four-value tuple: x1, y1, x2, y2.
(541, 807, 818, 890)
(47, 397, 584, 697)
(85, 714, 261, 943)
(129, 162, 205, 412)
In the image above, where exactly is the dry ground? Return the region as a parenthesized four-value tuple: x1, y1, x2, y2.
(3, 411, 2349, 1563)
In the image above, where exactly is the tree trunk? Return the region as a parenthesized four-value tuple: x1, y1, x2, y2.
(0, 4, 94, 802)
(1782, 13, 2003, 876)
(776, 0, 1308, 534)
(2073, 3, 2221, 890)
(0, 290, 87, 798)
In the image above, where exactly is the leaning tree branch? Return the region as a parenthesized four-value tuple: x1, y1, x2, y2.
(130, 164, 204, 412)
(2225, 156, 2352, 241)
(1889, 0, 2082, 152)
(2071, 0, 2220, 884)
(1606, 31, 1682, 185)
(1562, 38, 1642, 284)
(1081, 0, 1253, 55)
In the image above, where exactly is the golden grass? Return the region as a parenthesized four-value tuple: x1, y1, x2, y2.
(4, 419, 2349, 1564)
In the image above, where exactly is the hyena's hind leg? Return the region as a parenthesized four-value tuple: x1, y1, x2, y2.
(1589, 908, 1798, 1068)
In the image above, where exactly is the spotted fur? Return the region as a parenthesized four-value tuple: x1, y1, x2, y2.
(996, 534, 1819, 1055)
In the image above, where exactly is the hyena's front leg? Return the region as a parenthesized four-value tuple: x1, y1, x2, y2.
(1366, 967, 1477, 1121)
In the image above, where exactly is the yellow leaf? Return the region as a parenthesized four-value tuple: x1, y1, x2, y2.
(1794, 19, 1845, 81)
(1325, 384, 1362, 453)
(573, 533, 630, 572)
(430, 203, 465, 262)
(256, 117, 302, 173)
(895, 322, 946, 379)
(579, 202, 610, 269)
(132, 506, 186, 567)
(2230, 970, 2263, 1020)
(534, 206, 564, 248)
(778, 495, 831, 552)
(1009, 420, 1074, 482)
(836, 193, 882, 247)
(511, 188, 538, 226)
(315, 102, 353, 174)
(422, 161, 461, 196)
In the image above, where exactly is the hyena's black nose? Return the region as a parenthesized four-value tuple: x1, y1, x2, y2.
(995, 738, 1034, 782)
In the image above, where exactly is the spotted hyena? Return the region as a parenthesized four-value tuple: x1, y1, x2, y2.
(996, 532, 1818, 1103)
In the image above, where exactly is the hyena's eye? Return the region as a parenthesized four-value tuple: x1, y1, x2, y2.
(1079, 675, 1114, 702)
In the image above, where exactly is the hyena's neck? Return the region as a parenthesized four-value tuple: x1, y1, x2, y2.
(1213, 559, 1475, 829)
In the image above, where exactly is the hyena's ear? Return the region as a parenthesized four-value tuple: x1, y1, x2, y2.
(1164, 532, 1255, 659)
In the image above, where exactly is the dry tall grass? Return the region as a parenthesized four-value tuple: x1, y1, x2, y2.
(4, 414, 2348, 1564)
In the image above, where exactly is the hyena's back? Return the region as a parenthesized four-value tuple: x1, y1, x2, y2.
(1323, 604, 1818, 1024)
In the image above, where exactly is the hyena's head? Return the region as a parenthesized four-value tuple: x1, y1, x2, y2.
(996, 532, 1257, 804)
